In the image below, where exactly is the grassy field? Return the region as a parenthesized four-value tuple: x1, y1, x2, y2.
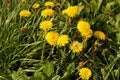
(0, 0, 120, 80)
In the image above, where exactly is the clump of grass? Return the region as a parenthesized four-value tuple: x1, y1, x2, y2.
(0, 0, 120, 80)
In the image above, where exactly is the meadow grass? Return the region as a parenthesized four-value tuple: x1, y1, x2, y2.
(0, 0, 120, 80)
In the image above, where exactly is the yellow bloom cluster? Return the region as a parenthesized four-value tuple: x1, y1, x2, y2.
(19, 10, 31, 17)
(41, 9, 55, 17)
(44, 1, 54, 7)
(70, 41, 83, 53)
(79, 67, 92, 80)
(45, 31, 69, 46)
(62, 6, 78, 17)
(77, 21, 93, 41)
(45, 31, 59, 45)
(94, 31, 106, 40)
(32, 3, 40, 9)
(57, 35, 69, 47)
(39, 21, 53, 30)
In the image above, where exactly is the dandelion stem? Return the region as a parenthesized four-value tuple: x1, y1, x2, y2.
(41, 31, 47, 62)
(47, 46, 55, 60)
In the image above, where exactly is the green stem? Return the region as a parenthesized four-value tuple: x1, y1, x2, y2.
(41, 31, 47, 62)
(41, 42, 45, 61)
(47, 46, 55, 60)
(60, 17, 69, 34)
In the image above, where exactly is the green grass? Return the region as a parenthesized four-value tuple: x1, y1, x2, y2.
(0, 0, 120, 80)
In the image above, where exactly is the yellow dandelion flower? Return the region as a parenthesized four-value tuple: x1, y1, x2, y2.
(32, 3, 40, 9)
(57, 35, 69, 47)
(79, 68, 92, 80)
(62, 6, 78, 17)
(41, 9, 55, 17)
(81, 29, 93, 41)
(39, 21, 53, 30)
(77, 21, 91, 33)
(94, 31, 106, 40)
(44, 1, 54, 7)
(21, 0, 26, 3)
(66, 6, 78, 17)
(19, 10, 31, 17)
(45, 31, 59, 45)
(70, 41, 83, 53)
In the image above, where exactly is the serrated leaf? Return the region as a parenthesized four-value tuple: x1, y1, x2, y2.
(43, 61, 54, 77)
